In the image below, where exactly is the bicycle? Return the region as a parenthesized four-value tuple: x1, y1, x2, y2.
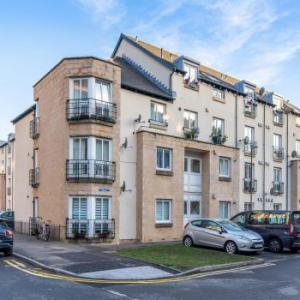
(36, 220, 51, 241)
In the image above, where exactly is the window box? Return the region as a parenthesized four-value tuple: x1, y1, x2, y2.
(183, 127, 199, 140)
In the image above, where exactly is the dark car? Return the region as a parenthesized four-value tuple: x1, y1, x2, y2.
(231, 210, 300, 253)
(0, 223, 13, 256)
(0, 211, 15, 230)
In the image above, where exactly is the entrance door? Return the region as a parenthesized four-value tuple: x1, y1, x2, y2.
(184, 193, 202, 225)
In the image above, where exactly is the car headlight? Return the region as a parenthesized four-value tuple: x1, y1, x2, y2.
(237, 235, 251, 242)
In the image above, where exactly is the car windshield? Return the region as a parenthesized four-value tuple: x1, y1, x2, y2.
(293, 213, 300, 225)
(219, 221, 246, 232)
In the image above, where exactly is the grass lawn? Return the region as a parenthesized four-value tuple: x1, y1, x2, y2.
(117, 244, 254, 271)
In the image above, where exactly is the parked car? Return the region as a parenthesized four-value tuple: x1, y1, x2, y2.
(231, 210, 300, 253)
(183, 218, 264, 254)
(0, 211, 15, 230)
(0, 223, 13, 256)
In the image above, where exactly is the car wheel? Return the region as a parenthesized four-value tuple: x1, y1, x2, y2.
(269, 238, 283, 253)
(4, 249, 13, 257)
(225, 241, 237, 254)
(183, 236, 193, 247)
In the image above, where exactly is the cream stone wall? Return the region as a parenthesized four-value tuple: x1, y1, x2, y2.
(14, 112, 34, 221)
(0, 174, 5, 210)
(5, 139, 14, 210)
(33, 58, 121, 242)
(291, 160, 300, 210)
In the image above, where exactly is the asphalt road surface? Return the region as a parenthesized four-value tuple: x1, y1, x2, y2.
(0, 252, 300, 300)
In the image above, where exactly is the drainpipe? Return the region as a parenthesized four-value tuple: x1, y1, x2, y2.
(286, 111, 289, 210)
(235, 94, 238, 148)
(263, 104, 266, 210)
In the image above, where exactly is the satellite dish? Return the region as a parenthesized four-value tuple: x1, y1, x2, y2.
(291, 150, 297, 158)
(259, 87, 265, 95)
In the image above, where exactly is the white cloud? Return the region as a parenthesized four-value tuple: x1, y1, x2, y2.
(75, 0, 126, 28)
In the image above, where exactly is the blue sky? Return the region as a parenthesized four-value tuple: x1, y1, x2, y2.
(1, 0, 300, 140)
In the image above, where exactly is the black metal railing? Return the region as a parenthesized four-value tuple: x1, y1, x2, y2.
(66, 98, 117, 124)
(244, 143, 257, 156)
(65, 218, 115, 240)
(271, 181, 284, 195)
(244, 101, 257, 118)
(273, 110, 283, 126)
(30, 117, 40, 139)
(66, 159, 116, 183)
(29, 168, 40, 187)
(273, 147, 284, 161)
(243, 178, 257, 193)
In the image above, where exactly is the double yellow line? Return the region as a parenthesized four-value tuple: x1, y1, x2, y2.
(5, 259, 274, 285)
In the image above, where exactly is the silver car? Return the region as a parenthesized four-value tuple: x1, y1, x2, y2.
(183, 218, 264, 254)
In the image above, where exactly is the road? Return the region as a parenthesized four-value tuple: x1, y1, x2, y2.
(0, 252, 300, 300)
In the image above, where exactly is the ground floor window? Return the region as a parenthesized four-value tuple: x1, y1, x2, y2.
(156, 199, 172, 223)
(273, 203, 282, 211)
(184, 194, 201, 218)
(244, 202, 253, 211)
(219, 201, 231, 219)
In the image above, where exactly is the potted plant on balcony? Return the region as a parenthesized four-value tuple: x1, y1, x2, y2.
(210, 127, 227, 144)
(183, 127, 199, 140)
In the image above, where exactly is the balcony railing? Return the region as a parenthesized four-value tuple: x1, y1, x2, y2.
(29, 168, 40, 187)
(244, 100, 257, 118)
(273, 110, 283, 126)
(66, 159, 116, 183)
(273, 147, 284, 161)
(30, 117, 40, 139)
(271, 181, 284, 195)
(66, 98, 117, 124)
(65, 218, 115, 240)
(243, 178, 257, 193)
(244, 143, 257, 157)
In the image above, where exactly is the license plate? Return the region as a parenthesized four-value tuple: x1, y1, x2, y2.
(254, 244, 263, 248)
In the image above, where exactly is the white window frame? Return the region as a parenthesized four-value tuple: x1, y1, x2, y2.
(219, 157, 231, 178)
(183, 63, 198, 83)
(213, 87, 225, 100)
(244, 126, 255, 152)
(213, 117, 225, 136)
(244, 202, 253, 211)
(273, 134, 282, 150)
(184, 110, 198, 129)
(156, 147, 172, 171)
(219, 201, 231, 220)
(95, 197, 112, 220)
(296, 140, 300, 156)
(155, 199, 172, 224)
(150, 101, 166, 123)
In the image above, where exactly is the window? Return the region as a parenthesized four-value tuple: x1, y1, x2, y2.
(184, 110, 197, 129)
(273, 203, 282, 211)
(201, 220, 222, 231)
(72, 138, 88, 160)
(72, 197, 88, 220)
(296, 140, 300, 156)
(219, 157, 231, 178)
(273, 167, 282, 182)
(156, 147, 172, 171)
(184, 195, 201, 218)
(183, 63, 198, 83)
(95, 80, 111, 102)
(191, 159, 200, 173)
(213, 88, 225, 100)
(96, 139, 110, 161)
(156, 199, 171, 223)
(151, 102, 166, 123)
(231, 213, 246, 225)
(249, 212, 289, 225)
(72, 78, 89, 99)
(273, 134, 282, 150)
(219, 201, 231, 219)
(213, 118, 224, 136)
(245, 162, 254, 179)
(244, 126, 255, 152)
(244, 202, 253, 211)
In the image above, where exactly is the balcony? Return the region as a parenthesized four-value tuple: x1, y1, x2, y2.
(65, 218, 115, 240)
(243, 178, 257, 193)
(273, 147, 284, 162)
(30, 117, 40, 139)
(66, 159, 116, 183)
(273, 110, 283, 126)
(66, 98, 117, 124)
(271, 181, 284, 195)
(244, 100, 257, 119)
(29, 168, 40, 188)
(244, 143, 257, 157)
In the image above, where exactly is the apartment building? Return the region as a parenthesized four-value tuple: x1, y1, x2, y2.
(10, 33, 300, 243)
(0, 141, 6, 210)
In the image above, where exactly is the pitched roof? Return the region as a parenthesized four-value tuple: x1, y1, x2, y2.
(11, 104, 36, 124)
(114, 57, 174, 101)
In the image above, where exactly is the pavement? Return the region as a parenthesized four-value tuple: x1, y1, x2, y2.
(14, 234, 176, 279)
(1, 252, 300, 300)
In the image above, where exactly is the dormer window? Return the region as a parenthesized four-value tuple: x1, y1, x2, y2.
(183, 63, 198, 84)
